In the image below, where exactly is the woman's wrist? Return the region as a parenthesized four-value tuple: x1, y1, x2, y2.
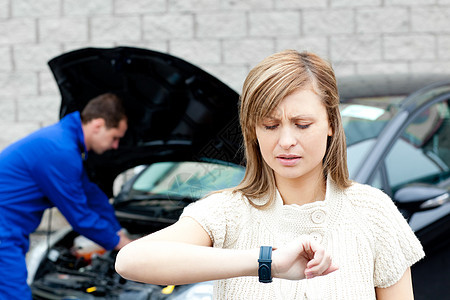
(258, 246, 273, 283)
(271, 248, 281, 279)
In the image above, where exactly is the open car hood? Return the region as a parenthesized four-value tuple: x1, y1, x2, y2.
(48, 47, 242, 197)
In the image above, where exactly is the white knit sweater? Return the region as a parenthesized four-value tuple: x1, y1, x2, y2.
(181, 179, 425, 300)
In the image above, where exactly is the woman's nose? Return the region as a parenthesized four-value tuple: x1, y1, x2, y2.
(278, 127, 297, 149)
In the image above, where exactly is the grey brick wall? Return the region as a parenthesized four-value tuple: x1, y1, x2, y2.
(1, 0, 449, 150)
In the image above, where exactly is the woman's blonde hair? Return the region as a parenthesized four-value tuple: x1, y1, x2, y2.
(234, 49, 351, 208)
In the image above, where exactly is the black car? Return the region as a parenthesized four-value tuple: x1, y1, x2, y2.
(27, 47, 450, 299)
(338, 74, 450, 299)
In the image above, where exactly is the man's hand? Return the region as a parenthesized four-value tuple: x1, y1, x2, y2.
(271, 237, 338, 280)
(114, 229, 133, 250)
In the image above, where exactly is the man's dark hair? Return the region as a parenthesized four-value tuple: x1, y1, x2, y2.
(81, 93, 127, 128)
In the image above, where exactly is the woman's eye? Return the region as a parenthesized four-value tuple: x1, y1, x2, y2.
(264, 125, 278, 130)
(296, 124, 311, 129)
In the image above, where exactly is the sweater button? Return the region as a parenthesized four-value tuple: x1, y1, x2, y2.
(310, 232, 323, 243)
(311, 209, 326, 224)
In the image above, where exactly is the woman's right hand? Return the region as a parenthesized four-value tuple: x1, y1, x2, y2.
(272, 237, 338, 280)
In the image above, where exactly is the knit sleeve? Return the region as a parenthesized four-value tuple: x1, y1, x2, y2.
(180, 191, 246, 248)
(349, 184, 425, 288)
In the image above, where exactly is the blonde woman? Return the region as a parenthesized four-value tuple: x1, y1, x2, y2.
(115, 50, 424, 299)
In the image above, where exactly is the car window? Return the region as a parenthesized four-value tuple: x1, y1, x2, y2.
(341, 98, 400, 179)
(346, 139, 377, 178)
(341, 97, 401, 147)
(385, 100, 450, 193)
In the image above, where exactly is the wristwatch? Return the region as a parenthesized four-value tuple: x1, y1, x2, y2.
(258, 246, 273, 283)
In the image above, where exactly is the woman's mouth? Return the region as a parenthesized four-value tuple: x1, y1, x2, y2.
(276, 154, 301, 166)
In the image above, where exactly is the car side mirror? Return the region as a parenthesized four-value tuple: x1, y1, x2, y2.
(394, 184, 449, 213)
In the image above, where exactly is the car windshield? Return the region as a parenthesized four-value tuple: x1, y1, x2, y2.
(128, 161, 245, 200)
(341, 96, 405, 177)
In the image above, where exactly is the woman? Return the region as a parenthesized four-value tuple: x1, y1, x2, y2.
(115, 50, 424, 299)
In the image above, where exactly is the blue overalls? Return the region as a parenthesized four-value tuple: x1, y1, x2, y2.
(0, 112, 121, 299)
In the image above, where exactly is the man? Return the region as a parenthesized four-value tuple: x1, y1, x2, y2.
(0, 93, 132, 299)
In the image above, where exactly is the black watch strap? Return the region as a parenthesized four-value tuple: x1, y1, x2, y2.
(258, 246, 273, 283)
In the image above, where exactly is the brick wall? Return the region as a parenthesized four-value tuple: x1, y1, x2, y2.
(1, 0, 449, 149)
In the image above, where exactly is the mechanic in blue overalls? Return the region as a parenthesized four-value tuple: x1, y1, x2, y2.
(0, 93, 132, 299)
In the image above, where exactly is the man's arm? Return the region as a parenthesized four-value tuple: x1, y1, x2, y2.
(81, 171, 121, 232)
(82, 172, 132, 249)
(32, 150, 121, 250)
